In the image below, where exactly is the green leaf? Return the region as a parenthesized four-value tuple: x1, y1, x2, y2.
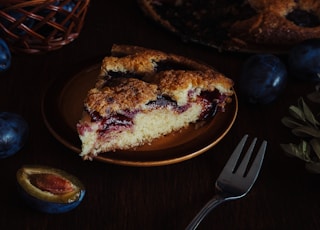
(310, 138, 320, 160)
(299, 97, 320, 126)
(281, 116, 304, 129)
(280, 141, 312, 162)
(288, 104, 306, 123)
(281, 86, 320, 173)
(292, 126, 320, 138)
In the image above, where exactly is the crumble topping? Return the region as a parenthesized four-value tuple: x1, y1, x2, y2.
(77, 44, 234, 159)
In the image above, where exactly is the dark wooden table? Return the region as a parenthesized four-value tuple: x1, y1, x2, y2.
(1, 1, 319, 229)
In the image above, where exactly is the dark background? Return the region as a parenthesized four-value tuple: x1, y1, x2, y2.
(0, 1, 319, 229)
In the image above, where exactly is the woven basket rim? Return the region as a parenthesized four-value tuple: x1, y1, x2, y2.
(0, 0, 90, 53)
(1, 0, 59, 10)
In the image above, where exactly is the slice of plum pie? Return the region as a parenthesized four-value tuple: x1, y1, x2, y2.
(76, 44, 234, 160)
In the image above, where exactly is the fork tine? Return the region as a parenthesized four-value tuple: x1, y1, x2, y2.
(186, 136, 267, 230)
(222, 134, 249, 173)
(246, 140, 267, 181)
(236, 137, 257, 176)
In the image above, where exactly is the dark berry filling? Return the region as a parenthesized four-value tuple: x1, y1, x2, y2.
(99, 114, 133, 135)
(155, 60, 195, 72)
(286, 9, 320, 27)
(107, 71, 144, 80)
(151, 0, 257, 45)
(147, 95, 177, 108)
(90, 110, 103, 122)
(87, 110, 135, 134)
(85, 90, 225, 136)
(104, 114, 133, 128)
(147, 95, 190, 113)
(198, 91, 219, 120)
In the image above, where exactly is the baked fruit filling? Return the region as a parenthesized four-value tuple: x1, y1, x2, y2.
(78, 90, 221, 135)
(286, 9, 320, 27)
(149, 0, 257, 46)
(139, 0, 320, 51)
(76, 45, 234, 160)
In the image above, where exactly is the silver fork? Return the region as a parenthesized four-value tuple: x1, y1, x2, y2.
(186, 134, 267, 230)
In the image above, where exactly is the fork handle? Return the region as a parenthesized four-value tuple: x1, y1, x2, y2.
(186, 195, 225, 230)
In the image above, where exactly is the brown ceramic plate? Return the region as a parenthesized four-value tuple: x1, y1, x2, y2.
(41, 64, 238, 167)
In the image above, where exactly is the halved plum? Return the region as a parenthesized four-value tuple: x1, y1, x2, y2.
(16, 165, 85, 214)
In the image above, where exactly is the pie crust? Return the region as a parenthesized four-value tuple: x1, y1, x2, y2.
(76, 44, 234, 160)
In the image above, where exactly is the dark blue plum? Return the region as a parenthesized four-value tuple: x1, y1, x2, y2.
(288, 39, 320, 82)
(37, 1, 76, 36)
(18, 187, 85, 214)
(17, 165, 86, 214)
(53, 0, 76, 12)
(0, 10, 35, 36)
(0, 112, 29, 159)
(238, 54, 287, 104)
(0, 38, 11, 72)
(61, 1, 76, 12)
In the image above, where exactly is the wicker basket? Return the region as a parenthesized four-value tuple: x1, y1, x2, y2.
(0, 0, 90, 53)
